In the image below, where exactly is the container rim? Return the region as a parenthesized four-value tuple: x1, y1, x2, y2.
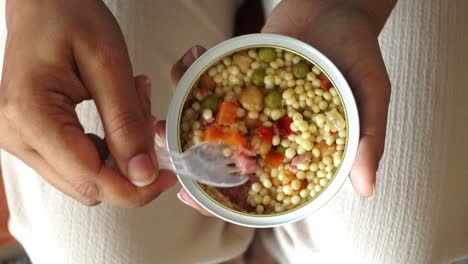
(166, 33, 359, 228)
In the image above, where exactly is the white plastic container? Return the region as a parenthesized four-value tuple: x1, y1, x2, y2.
(166, 33, 359, 227)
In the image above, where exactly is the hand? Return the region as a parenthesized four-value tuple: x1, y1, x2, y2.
(0, 0, 177, 207)
(153, 46, 213, 216)
(262, 0, 395, 196)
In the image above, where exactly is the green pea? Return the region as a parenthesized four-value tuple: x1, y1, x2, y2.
(258, 48, 276, 62)
(276, 145, 286, 153)
(201, 95, 219, 112)
(264, 91, 282, 109)
(251, 69, 266, 86)
(292, 62, 309, 79)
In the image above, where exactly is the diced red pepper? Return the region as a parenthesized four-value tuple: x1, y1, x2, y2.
(257, 125, 273, 143)
(318, 73, 331, 91)
(264, 151, 285, 168)
(199, 88, 208, 97)
(222, 130, 247, 147)
(202, 126, 222, 142)
(276, 116, 293, 139)
(300, 179, 308, 190)
(216, 101, 238, 125)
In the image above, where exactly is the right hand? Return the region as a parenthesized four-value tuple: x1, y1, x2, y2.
(0, 0, 177, 207)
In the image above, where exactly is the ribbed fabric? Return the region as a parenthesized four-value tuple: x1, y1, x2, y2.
(1, 1, 467, 264)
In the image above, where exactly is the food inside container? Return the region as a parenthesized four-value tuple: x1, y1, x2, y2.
(179, 46, 348, 215)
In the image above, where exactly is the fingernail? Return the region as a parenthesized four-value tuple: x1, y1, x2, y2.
(132, 174, 157, 187)
(191, 46, 199, 60)
(369, 184, 375, 198)
(177, 192, 191, 206)
(182, 46, 200, 67)
(127, 153, 158, 187)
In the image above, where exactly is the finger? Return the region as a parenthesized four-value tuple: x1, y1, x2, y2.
(134, 75, 152, 119)
(25, 116, 177, 207)
(72, 16, 157, 186)
(348, 49, 391, 197)
(154, 120, 166, 150)
(177, 188, 212, 217)
(170, 45, 206, 88)
(156, 120, 210, 216)
(87, 133, 109, 161)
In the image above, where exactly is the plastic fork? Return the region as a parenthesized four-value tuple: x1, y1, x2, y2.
(156, 142, 249, 188)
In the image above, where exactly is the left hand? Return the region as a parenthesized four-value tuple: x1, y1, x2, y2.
(154, 46, 212, 216)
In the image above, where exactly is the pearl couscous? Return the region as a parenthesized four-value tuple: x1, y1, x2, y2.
(179, 47, 347, 214)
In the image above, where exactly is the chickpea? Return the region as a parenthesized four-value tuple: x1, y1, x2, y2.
(239, 85, 264, 112)
(232, 52, 253, 73)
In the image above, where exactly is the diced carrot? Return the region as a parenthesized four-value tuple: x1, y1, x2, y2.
(203, 126, 222, 142)
(222, 130, 247, 147)
(216, 101, 238, 125)
(318, 73, 331, 91)
(264, 151, 285, 168)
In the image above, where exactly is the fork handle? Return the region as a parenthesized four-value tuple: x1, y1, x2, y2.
(156, 150, 176, 172)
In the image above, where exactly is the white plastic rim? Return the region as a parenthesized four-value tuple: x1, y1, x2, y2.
(166, 33, 359, 228)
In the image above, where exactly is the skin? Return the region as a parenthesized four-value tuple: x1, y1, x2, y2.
(1, 0, 177, 207)
(0, 0, 395, 214)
